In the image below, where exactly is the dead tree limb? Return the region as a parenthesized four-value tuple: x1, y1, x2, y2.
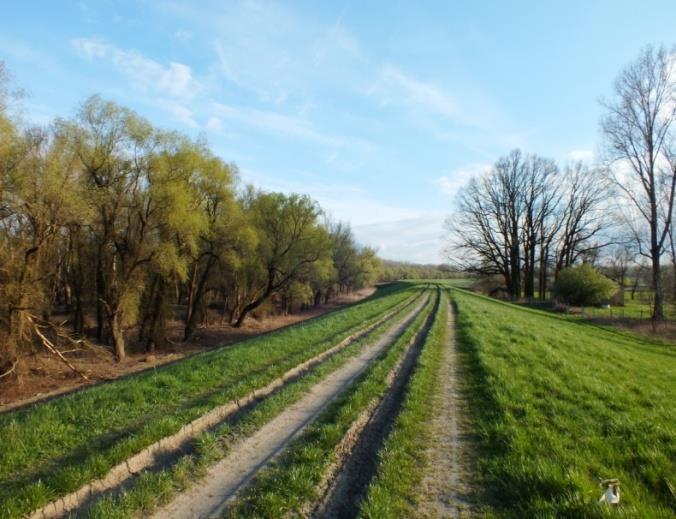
(28, 315, 89, 380)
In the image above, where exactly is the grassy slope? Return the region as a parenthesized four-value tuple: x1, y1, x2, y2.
(358, 292, 448, 518)
(453, 289, 675, 518)
(0, 282, 416, 518)
(226, 290, 438, 518)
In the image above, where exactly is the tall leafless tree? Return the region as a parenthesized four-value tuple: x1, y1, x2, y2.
(554, 162, 610, 275)
(601, 45, 676, 320)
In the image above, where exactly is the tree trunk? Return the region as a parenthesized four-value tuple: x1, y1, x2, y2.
(111, 311, 125, 361)
(96, 262, 105, 342)
(652, 254, 664, 320)
(184, 255, 216, 341)
(234, 298, 264, 328)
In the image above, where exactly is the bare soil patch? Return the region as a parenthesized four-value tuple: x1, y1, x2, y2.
(0, 289, 374, 412)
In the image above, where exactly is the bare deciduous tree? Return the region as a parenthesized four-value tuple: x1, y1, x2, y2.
(601, 45, 676, 320)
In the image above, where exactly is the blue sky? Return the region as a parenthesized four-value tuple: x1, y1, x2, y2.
(2, 1, 675, 263)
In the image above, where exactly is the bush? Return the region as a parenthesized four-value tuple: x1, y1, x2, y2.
(554, 264, 617, 306)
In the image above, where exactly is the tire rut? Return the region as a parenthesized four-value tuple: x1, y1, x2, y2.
(148, 294, 431, 519)
(312, 289, 440, 519)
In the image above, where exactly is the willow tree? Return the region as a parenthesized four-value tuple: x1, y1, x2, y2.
(233, 190, 330, 327)
(0, 125, 84, 375)
(58, 96, 204, 360)
(182, 149, 254, 341)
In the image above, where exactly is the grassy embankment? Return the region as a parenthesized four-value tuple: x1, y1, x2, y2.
(0, 282, 417, 518)
(357, 293, 449, 518)
(83, 288, 429, 518)
(453, 289, 675, 518)
(226, 289, 440, 517)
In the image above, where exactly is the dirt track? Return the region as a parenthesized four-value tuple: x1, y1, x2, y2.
(150, 296, 428, 519)
(417, 302, 476, 517)
(312, 292, 438, 518)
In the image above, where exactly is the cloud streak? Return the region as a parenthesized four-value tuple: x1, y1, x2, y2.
(72, 37, 198, 99)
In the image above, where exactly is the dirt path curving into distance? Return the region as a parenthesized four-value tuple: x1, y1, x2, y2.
(150, 295, 430, 519)
(417, 301, 476, 518)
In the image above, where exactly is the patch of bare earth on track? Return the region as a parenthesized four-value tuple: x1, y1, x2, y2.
(416, 303, 477, 518)
(148, 296, 428, 519)
(311, 294, 438, 519)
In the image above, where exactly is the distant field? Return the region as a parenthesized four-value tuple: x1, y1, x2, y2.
(453, 289, 675, 517)
(583, 291, 676, 320)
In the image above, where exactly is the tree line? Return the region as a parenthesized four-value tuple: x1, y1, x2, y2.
(0, 72, 381, 373)
(449, 45, 676, 319)
(378, 260, 461, 282)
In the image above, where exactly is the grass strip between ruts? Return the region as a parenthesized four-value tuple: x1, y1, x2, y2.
(224, 289, 438, 518)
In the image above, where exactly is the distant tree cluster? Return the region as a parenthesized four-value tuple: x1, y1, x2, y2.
(449, 45, 676, 320)
(377, 260, 461, 282)
(0, 80, 380, 372)
(449, 150, 608, 300)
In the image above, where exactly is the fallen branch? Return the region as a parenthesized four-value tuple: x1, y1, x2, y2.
(0, 360, 17, 379)
(28, 315, 88, 380)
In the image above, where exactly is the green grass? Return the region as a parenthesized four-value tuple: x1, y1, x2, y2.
(358, 292, 448, 518)
(225, 290, 439, 518)
(0, 282, 419, 519)
(81, 290, 428, 518)
(453, 289, 675, 518)
(581, 290, 676, 320)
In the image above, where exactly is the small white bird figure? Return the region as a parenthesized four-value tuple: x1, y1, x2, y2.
(599, 478, 620, 505)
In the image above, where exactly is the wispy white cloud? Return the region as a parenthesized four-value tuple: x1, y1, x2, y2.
(241, 167, 420, 226)
(241, 165, 446, 263)
(368, 64, 524, 154)
(72, 37, 198, 98)
(206, 116, 222, 131)
(569, 148, 594, 162)
(353, 214, 447, 264)
(154, 99, 198, 127)
(214, 102, 349, 147)
(174, 29, 192, 42)
(375, 64, 460, 119)
(163, 1, 367, 107)
(435, 163, 492, 197)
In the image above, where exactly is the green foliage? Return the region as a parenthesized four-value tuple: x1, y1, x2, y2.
(453, 289, 675, 517)
(554, 263, 617, 306)
(1, 84, 384, 361)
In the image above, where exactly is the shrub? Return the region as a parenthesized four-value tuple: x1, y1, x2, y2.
(554, 264, 617, 306)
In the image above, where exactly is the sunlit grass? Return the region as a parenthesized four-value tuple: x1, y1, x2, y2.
(453, 289, 675, 518)
(82, 291, 425, 518)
